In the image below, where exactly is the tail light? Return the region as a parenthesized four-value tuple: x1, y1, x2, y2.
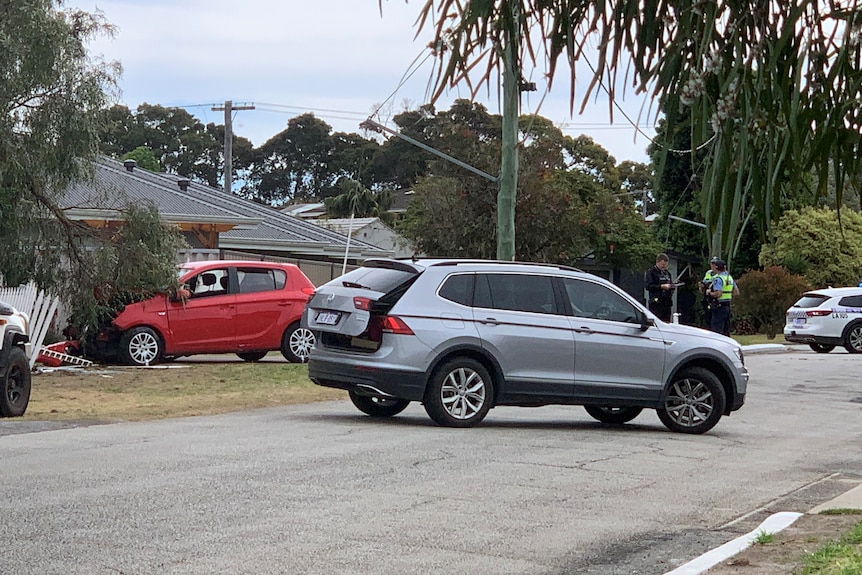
(302, 287, 315, 303)
(381, 316, 414, 335)
(365, 315, 414, 343)
(354, 296, 372, 311)
(806, 310, 831, 317)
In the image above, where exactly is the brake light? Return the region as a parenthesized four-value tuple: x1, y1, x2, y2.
(354, 297, 372, 311)
(382, 316, 414, 335)
(806, 309, 831, 317)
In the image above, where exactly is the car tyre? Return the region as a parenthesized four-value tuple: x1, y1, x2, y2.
(349, 391, 410, 418)
(809, 343, 835, 354)
(281, 323, 315, 363)
(584, 405, 643, 425)
(424, 358, 493, 428)
(237, 351, 268, 362)
(119, 327, 162, 366)
(843, 322, 862, 354)
(1, 347, 31, 417)
(657, 366, 726, 434)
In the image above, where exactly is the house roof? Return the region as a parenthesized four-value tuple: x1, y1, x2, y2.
(281, 202, 326, 218)
(60, 158, 391, 260)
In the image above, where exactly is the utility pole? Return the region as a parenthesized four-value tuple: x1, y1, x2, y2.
(211, 100, 255, 193)
(498, 5, 520, 261)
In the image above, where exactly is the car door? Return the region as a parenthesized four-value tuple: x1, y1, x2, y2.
(561, 277, 666, 403)
(472, 273, 575, 400)
(233, 266, 294, 349)
(167, 267, 237, 353)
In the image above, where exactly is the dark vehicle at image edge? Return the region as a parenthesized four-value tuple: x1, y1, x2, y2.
(303, 259, 748, 434)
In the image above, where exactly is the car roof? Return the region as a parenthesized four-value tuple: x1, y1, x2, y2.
(367, 257, 583, 274)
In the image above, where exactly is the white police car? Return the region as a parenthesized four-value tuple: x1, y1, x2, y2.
(784, 287, 862, 353)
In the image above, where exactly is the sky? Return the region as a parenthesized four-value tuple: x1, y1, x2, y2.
(67, 0, 657, 164)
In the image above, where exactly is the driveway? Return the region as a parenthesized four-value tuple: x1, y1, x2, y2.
(0, 349, 860, 575)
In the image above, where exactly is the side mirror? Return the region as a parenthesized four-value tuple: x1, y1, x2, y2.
(639, 313, 655, 332)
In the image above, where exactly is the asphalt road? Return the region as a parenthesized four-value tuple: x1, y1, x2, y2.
(1, 349, 861, 575)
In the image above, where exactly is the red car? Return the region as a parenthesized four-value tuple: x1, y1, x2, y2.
(98, 260, 316, 366)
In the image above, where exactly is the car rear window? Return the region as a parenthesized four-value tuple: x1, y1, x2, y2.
(337, 266, 418, 294)
(793, 294, 830, 308)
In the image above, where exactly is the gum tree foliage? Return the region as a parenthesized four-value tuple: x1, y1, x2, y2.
(67, 203, 188, 338)
(398, 100, 659, 268)
(98, 104, 255, 188)
(759, 206, 862, 289)
(242, 113, 383, 205)
(0, 1, 117, 289)
(392, 0, 862, 266)
(1, 2, 187, 337)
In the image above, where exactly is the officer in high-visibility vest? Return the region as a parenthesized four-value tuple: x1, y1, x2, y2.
(707, 259, 740, 336)
(700, 257, 720, 328)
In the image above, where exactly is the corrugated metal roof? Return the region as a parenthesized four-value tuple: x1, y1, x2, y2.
(59, 158, 390, 259)
(309, 217, 380, 235)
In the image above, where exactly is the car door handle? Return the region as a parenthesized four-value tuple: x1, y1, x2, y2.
(578, 326, 594, 333)
(479, 317, 499, 325)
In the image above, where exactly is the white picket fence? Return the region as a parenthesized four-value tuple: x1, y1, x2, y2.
(0, 282, 60, 369)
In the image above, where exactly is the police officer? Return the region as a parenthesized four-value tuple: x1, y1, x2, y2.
(644, 253, 675, 322)
(700, 257, 720, 328)
(707, 259, 739, 336)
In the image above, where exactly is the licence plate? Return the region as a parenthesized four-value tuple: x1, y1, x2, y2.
(316, 311, 341, 325)
(793, 318, 806, 326)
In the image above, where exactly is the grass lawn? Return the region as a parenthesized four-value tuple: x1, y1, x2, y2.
(731, 333, 787, 346)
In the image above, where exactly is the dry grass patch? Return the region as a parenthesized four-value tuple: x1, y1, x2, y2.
(25, 361, 346, 422)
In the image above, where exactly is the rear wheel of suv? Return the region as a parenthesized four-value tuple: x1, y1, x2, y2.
(584, 406, 643, 425)
(424, 358, 493, 428)
(657, 367, 726, 434)
(809, 343, 835, 354)
(237, 351, 267, 362)
(119, 327, 162, 366)
(842, 322, 862, 353)
(281, 323, 315, 363)
(348, 391, 410, 418)
(1, 346, 31, 417)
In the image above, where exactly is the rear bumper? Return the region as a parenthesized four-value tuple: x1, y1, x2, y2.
(308, 356, 427, 402)
(783, 330, 842, 346)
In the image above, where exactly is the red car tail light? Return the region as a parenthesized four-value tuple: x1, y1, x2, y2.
(382, 316, 414, 335)
(806, 309, 831, 317)
(353, 296, 372, 311)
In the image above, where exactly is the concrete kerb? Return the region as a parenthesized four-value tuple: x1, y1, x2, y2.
(662, 480, 862, 574)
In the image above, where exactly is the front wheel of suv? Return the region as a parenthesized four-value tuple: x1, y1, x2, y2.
(1, 347, 31, 417)
(349, 391, 410, 418)
(584, 406, 643, 425)
(657, 367, 726, 434)
(424, 358, 494, 428)
(843, 322, 862, 354)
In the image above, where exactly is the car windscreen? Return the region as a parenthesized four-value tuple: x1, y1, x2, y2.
(336, 266, 418, 294)
(793, 294, 830, 308)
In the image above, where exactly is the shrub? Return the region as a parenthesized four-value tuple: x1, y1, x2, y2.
(734, 267, 811, 338)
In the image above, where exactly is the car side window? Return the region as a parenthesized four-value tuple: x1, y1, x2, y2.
(474, 273, 558, 314)
(237, 268, 284, 294)
(563, 278, 639, 323)
(439, 274, 473, 306)
(838, 295, 862, 308)
(187, 269, 229, 298)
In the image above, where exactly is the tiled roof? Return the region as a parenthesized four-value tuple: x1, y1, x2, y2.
(59, 157, 391, 260)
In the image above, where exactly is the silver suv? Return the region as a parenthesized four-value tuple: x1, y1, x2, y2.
(303, 259, 748, 434)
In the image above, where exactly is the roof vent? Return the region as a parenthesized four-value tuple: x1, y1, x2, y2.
(123, 159, 136, 172)
(177, 178, 190, 192)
